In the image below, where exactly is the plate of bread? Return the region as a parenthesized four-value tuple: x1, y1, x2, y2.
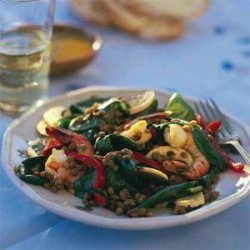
(70, 0, 209, 40)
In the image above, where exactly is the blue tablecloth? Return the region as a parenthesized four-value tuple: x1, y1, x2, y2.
(1, 0, 250, 249)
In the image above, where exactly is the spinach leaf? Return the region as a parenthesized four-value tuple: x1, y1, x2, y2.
(74, 171, 96, 199)
(192, 128, 227, 173)
(69, 116, 106, 132)
(114, 158, 145, 189)
(74, 166, 139, 199)
(99, 97, 130, 119)
(19, 156, 48, 186)
(95, 134, 143, 155)
(105, 168, 137, 194)
(70, 98, 108, 115)
(56, 115, 78, 129)
(20, 175, 47, 186)
(20, 156, 47, 175)
(69, 98, 130, 132)
(80, 128, 99, 144)
(198, 172, 216, 187)
(166, 93, 195, 121)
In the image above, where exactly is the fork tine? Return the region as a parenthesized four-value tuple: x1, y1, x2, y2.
(209, 98, 232, 134)
(194, 102, 202, 116)
(194, 99, 231, 139)
(194, 102, 207, 120)
(205, 98, 229, 136)
(195, 98, 242, 144)
(218, 129, 226, 137)
(198, 100, 211, 123)
(204, 98, 218, 122)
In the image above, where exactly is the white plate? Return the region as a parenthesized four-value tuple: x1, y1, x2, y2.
(2, 86, 250, 230)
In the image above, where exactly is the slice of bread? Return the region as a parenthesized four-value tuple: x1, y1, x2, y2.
(121, 0, 209, 19)
(102, 0, 184, 40)
(70, 0, 111, 26)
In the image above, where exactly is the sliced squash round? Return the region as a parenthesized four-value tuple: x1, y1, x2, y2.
(43, 106, 65, 126)
(146, 146, 193, 166)
(175, 192, 205, 209)
(137, 166, 168, 183)
(36, 120, 47, 136)
(121, 120, 152, 144)
(127, 90, 155, 115)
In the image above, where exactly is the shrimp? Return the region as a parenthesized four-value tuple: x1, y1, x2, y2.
(163, 124, 209, 180)
(45, 148, 84, 184)
(46, 126, 94, 156)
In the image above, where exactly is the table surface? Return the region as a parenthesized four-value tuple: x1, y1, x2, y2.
(1, 0, 250, 249)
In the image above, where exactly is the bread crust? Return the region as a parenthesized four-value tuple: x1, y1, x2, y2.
(102, 0, 184, 40)
(120, 0, 210, 20)
(70, 0, 111, 26)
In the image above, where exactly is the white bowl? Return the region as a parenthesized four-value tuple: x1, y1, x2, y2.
(2, 86, 250, 230)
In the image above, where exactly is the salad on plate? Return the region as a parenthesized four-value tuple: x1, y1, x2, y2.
(16, 91, 245, 217)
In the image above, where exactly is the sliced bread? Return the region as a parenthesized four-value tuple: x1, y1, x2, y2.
(102, 0, 184, 40)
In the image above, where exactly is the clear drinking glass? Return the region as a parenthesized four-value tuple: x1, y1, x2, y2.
(0, 0, 55, 112)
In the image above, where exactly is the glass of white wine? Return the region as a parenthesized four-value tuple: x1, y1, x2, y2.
(0, 0, 55, 112)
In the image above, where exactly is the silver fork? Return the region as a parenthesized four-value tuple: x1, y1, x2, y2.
(194, 98, 250, 164)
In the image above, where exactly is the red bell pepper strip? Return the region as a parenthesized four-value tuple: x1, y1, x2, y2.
(67, 151, 106, 205)
(42, 138, 64, 156)
(196, 114, 207, 130)
(207, 120, 222, 134)
(66, 151, 105, 189)
(196, 115, 244, 173)
(229, 162, 244, 172)
(93, 192, 107, 206)
(133, 151, 164, 172)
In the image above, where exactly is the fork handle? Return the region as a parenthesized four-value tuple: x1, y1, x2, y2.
(228, 140, 250, 164)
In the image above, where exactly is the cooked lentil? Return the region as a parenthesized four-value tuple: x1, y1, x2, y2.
(115, 207, 123, 215)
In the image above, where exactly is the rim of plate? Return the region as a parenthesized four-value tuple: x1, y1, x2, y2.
(2, 86, 250, 230)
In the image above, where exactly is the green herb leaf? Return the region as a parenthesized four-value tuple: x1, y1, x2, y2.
(20, 156, 47, 175)
(192, 128, 227, 173)
(95, 134, 143, 155)
(74, 171, 96, 199)
(105, 168, 137, 194)
(166, 93, 195, 121)
(70, 98, 108, 115)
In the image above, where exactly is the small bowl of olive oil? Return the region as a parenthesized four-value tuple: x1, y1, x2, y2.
(50, 24, 101, 75)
